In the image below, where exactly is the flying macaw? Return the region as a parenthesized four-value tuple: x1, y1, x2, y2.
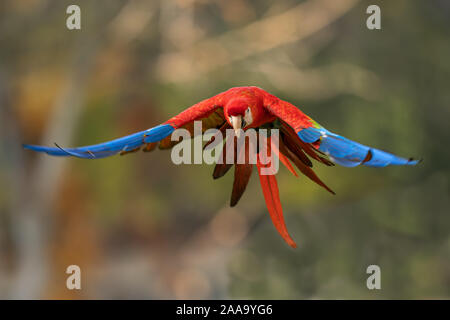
(24, 86, 418, 248)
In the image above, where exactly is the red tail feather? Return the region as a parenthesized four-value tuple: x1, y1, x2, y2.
(257, 140, 297, 248)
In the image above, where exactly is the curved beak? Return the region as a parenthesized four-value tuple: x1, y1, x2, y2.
(230, 115, 243, 137)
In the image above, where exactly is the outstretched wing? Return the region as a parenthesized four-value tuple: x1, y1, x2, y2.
(263, 95, 419, 168)
(23, 92, 226, 159)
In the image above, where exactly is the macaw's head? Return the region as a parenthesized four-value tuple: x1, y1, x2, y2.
(225, 98, 254, 137)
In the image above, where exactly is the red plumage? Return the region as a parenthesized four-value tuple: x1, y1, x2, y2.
(24, 86, 419, 248)
(165, 86, 314, 131)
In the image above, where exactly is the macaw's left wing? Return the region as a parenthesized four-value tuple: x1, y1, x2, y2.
(264, 97, 419, 168)
(23, 92, 226, 159)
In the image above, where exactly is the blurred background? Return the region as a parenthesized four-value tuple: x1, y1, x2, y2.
(0, 0, 449, 299)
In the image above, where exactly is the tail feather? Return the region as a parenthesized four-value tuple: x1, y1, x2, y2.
(212, 136, 236, 179)
(230, 163, 253, 207)
(257, 161, 297, 248)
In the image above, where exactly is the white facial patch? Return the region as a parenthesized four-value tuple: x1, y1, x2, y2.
(244, 107, 253, 127)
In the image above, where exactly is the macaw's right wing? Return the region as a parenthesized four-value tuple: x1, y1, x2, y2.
(23, 92, 227, 159)
(263, 94, 419, 168)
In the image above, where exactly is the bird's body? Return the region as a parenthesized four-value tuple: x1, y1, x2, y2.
(166, 87, 308, 132)
(24, 86, 419, 248)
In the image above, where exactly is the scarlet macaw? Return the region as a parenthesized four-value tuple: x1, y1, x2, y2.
(24, 87, 418, 248)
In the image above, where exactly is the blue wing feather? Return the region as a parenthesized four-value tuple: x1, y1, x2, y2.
(297, 127, 419, 168)
(23, 124, 175, 159)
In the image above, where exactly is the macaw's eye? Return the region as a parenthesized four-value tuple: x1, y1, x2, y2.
(246, 107, 250, 114)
